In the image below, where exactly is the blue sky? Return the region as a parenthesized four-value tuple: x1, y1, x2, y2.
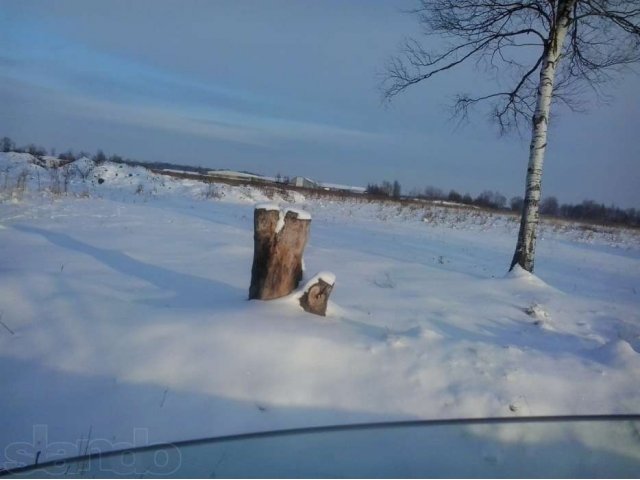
(1, 0, 639, 207)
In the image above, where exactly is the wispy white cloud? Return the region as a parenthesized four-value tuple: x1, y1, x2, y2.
(0, 17, 386, 149)
(1, 78, 385, 148)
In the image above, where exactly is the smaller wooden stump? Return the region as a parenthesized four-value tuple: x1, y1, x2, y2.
(299, 275, 335, 316)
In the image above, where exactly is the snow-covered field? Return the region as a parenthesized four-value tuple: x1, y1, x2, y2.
(1, 152, 639, 467)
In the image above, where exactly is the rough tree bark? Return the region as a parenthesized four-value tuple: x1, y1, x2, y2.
(511, 0, 576, 272)
(249, 206, 311, 300)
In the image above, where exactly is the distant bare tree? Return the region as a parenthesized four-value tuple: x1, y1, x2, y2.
(61, 164, 77, 193)
(448, 189, 462, 202)
(76, 160, 95, 182)
(49, 167, 61, 195)
(58, 150, 77, 162)
(510, 196, 525, 213)
(540, 195, 559, 215)
(26, 144, 46, 157)
(1, 137, 14, 153)
(475, 190, 507, 209)
(393, 180, 402, 198)
(93, 150, 107, 165)
(423, 186, 445, 199)
(382, 0, 640, 272)
(381, 180, 394, 196)
(14, 169, 28, 199)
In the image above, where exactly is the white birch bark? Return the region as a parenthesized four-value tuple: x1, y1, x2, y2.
(510, 0, 577, 272)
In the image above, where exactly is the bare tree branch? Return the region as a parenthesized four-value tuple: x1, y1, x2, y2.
(381, 0, 640, 131)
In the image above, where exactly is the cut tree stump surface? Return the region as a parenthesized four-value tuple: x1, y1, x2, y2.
(299, 274, 335, 316)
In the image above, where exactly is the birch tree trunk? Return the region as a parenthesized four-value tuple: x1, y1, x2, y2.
(510, 0, 576, 273)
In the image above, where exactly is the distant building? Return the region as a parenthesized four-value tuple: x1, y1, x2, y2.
(320, 182, 366, 194)
(290, 176, 319, 189)
(207, 170, 275, 183)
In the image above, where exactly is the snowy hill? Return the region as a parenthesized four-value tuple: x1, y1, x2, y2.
(1, 152, 639, 467)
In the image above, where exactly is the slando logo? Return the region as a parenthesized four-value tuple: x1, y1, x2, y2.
(3, 425, 182, 476)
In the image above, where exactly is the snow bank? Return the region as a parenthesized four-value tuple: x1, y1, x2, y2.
(273, 210, 284, 233)
(255, 203, 280, 211)
(0, 153, 308, 208)
(593, 340, 640, 367)
(303, 271, 336, 290)
(505, 264, 550, 289)
(73, 156, 95, 172)
(285, 207, 311, 220)
(0, 152, 44, 173)
(252, 205, 311, 233)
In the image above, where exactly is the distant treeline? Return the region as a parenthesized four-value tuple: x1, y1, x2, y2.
(3, 137, 638, 228)
(366, 180, 402, 198)
(367, 181, 640, 228)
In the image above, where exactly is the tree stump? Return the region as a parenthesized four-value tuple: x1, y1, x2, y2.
(299, 273, 335, 316)
(249, 205, 311, 300)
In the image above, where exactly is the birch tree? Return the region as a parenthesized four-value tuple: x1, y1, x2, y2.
(381, 0, 640, 272)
